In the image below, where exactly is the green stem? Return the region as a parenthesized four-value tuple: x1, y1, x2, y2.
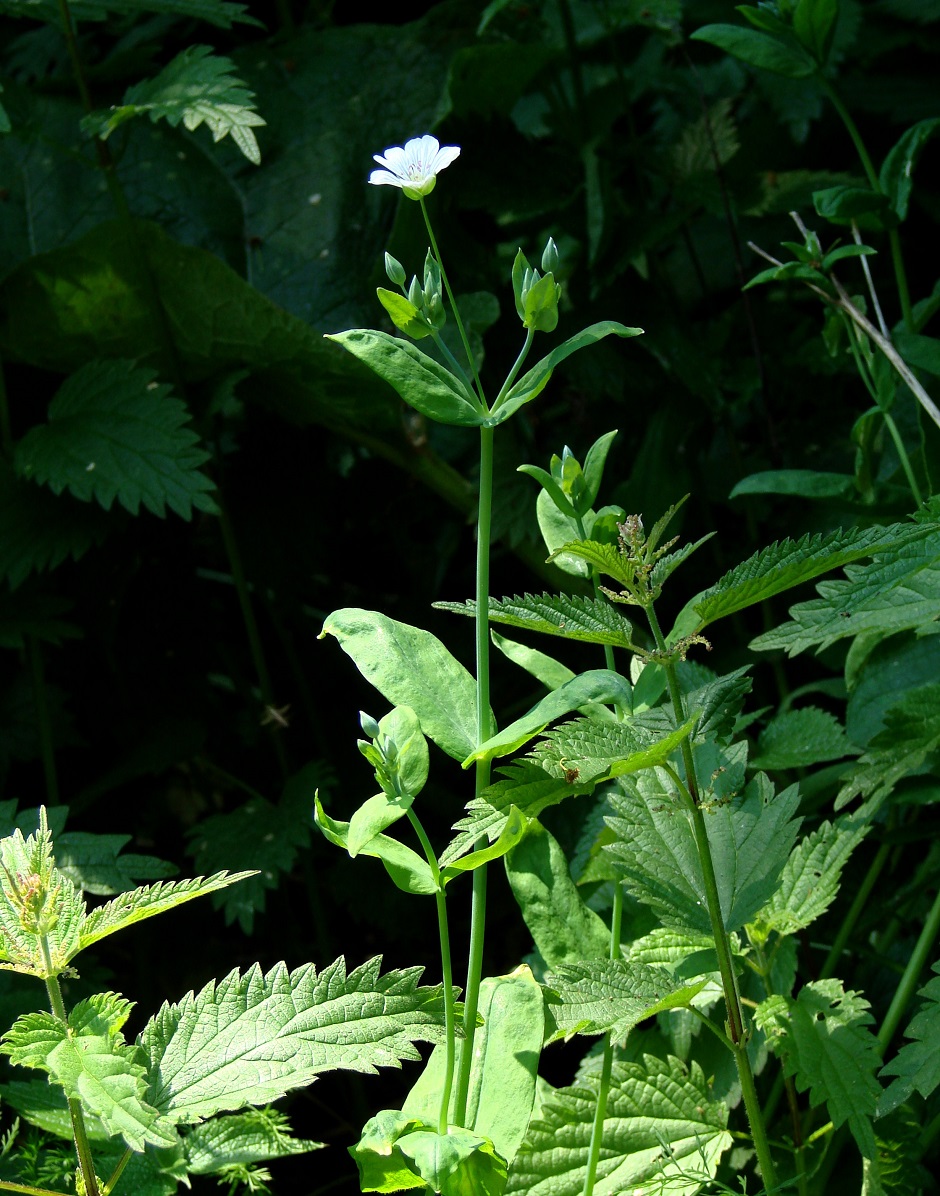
(42, 967, 99, 1196)
(419, 199, 486, 407)
(102, 1149, 133, 1196)
(878, 884, 940, 1053)
(0, 1184, 71, 1195)
(405, 810, 456, 1135)
(431, 330, 475, 395)
(646, 604, 777, 1191)
(574, 511, 617, 677)
(581, 885, 623, 1196)
(454, 426, 496, 1127)
(820, 841, 890, 980)
(27, 638, 60, 807)
(820, 76, 914, 329)
(491, 329, 535, 413)
(882, 410, 923, 507)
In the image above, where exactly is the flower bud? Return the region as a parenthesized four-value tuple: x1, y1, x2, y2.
(359, 711, 381, 739)
(408, 276, 423, 309)
(384, 253, 407, 288)
(541, 236, 559, 274)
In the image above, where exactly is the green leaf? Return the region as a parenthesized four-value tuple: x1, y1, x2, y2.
(53, 831, 176, 896)
(183, 1107, 323, 1174)
(730, 469, 856, 500)
(0, 0, 257, 28)
(582, 430, 619, 508)
(755, 980, 881, 1157)
(141, 956, 450, 1123)
(464, 670, 634, 766)
(353, 1113, 507, 1196)
(314, 795, 437, 896)
(321, 609, 481, 761)
(505, 1055, 730, 1196)
(751, 706, 856, 770)
(879, 963, 940, 1115)
(493, 323, 643, 422)
(671, 523, 916, 640)
(1, 993, 177, 1151)
(326, 330, 482, 426)
(14, 360, 218, 519)
(751, 524, 940, 656)
(0, 460, 112, 589)
(690, 23, 816, 77)
(836, 685, 940, 811)
(813, 185, 892, 228)
(894, 329, 940, 377)
(376, 289, 433, 340)
(880, 119, 940, 221)
(440, 806, 528, 883)
(435, 592, 636, 651)
(748, 813, 870, 940)
(793, 0, 839, 64)
(505, 821, 610, 969)
(82, 46, 266, 165)
(78, 872, 255, 952)
(403, 967, 544, 1168)
(530, 715, 697, 786)
(492, 631, 576, 691)
(544, 959, 706, 1043)
(0, 1079, 109, 1139)
(606, 764, 802, 935)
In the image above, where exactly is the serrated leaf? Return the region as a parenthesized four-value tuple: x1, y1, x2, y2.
(505, 1055, 730, 1196)
(749, 813, 869, 940)
(530, 715, 696, 785)
(434, 593, 636, 650)
(690, 22, 816, 77)
(836, 685, 940, 811)
(141, 956, 449, 1123)
(78, 872, 256, 952)
(756, 980, 881, 1157)
(2, 993, 177, 1151)
(0, 1079, 109, 1140)
(184, 1107, 323, 1174)
(545, 959, 706, 1043)
(52, 831, 176, 896)
(751, 706, 856, 770)
(548, 539, 629, 586)
(879, 962, 940, 1115)
(606, 765, 802, 935)
(14, 359, 218, 519)
(751, 525, 940, 656)
(633, 667, 753, 746)
(82, 46, 266, 164)
(671, 523, 916, 641)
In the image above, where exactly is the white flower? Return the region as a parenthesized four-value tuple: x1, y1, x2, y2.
(369, 134, 461, 199)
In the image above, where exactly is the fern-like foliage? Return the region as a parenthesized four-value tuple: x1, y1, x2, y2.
(81, 46, 266, 164)
(544, 959, 706, 1043)
(755, 980, 881, 1158)
(505, 1056, 730, 1196)
(671, 523, 918, 640)
(748, 813, 869, 941)
(879, 962, 940, 1115)
(140, 956, 449, 1124)
(836, 685, 940, 811)
(14, 360, 218, 519)
(434, 593, 636, 650)
(751, 522, 940, 656)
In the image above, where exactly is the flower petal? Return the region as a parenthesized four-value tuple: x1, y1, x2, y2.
(369, 169, 406, 188)
(430, 145, 461, 173)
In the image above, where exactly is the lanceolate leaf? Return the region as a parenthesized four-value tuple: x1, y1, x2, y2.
(1, 993, 177, 1151)
(606, 766, 802, 935)
(82, 46, 266, 164)
(79, 872, 256, 951)
(505, 1055, 730, 1196)
(434, 593, 636, 650)
(14, 359, 218, 519)
(880, 118, 940, 221)
(690, 23, 816, 77)
(544, 959, 706, 1043)
(755, 980, 881, 1158)
(321, 609, 481, 762)
(314, 796, 436, 896)
(141, 956, 449, 1123)
(879, 962, 940, 1115)
(670, 523, 917, 641)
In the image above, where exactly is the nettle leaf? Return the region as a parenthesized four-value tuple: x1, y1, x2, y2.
(751, 525, 940, 656)
(630, 667, 752, 746)
(606, 764, 802, 935)
(14, 359, 218, 519)
(141, 956, 449, 1123)
(0, 458, 112, 589)
(544, 959, 706, 1043)
(82, 46, 266, 165)
(79, 872, 255, 952)
(879, 962, 940, 1115)
(755, 980, 881, 1158)
(1, 993, 176, 1151)
(0, 1078, 108, 1140)
(53, 831, 176, 896)
(749, 813, 869, 941)
(836, 685, 940, 811)
(184, 1107, 323, 1174)
(530, 715, 696, 785)
(751, 706, 857, 770)
(505, 1055, 730, 1196)
(434, 593, 636, 651)
(0, 0, 257, 29)
(671, 524, 915, 640)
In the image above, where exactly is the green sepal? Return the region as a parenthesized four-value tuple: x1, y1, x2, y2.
(376, 289, 433, 340)
(511, 249, 529, 321)
(314, 795, 437, 896)
(523, 272, 560, 333)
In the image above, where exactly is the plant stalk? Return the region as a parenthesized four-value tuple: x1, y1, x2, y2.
(878, 884, 940, 1053)
(581, 884, 623, 1196)
(42, 965, 99, 1196)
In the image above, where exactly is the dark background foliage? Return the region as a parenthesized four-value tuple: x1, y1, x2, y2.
(1, 0, 939, 1190)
